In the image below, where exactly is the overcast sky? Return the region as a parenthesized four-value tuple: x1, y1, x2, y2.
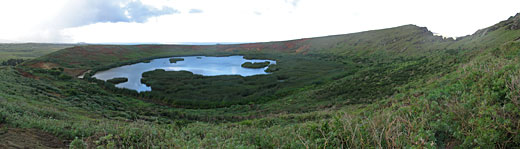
(0, 0, 518, 43)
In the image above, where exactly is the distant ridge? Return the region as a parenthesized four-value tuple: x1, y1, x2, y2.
(174, 42, 250, 45)
(0, 39, 18, 43)
(73, 42, 250, 45)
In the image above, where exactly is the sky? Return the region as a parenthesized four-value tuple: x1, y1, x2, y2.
(0, 0, 518, 44)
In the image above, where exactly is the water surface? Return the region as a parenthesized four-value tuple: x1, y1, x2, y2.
(92, 56, 276, 92)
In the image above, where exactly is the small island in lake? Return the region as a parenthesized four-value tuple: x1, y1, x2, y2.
(106, 77, 128, 84)
(169, 58, 184, 63)
(241, 61, 270, 68)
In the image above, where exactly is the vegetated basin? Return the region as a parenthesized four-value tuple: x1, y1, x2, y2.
(92, 56, 277, 92)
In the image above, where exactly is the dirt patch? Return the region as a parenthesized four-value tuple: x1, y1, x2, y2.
(63, 68, 88, 77)
(30, 62, 59, 69)
(224, 48, 236, 52)
(445, 139, 461, 149)
(16, 68, 39, 80)
(0, 125, 67, 149)
(295, 44, 310, 53)
(84, 133, 106, 148)
(77, 70, 91, 79)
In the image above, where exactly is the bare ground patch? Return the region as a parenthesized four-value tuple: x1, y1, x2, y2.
(0, 125, 67, 149)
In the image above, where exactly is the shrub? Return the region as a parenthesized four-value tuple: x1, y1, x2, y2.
(241, 61, 270, 68)
(169, 58, 184, 63)
(69, 137, 87, 149)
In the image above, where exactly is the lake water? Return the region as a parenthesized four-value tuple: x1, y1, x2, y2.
(92, 56, 276, 92)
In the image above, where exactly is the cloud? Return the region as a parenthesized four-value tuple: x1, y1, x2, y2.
(285, 0, 301, 6)
(27, 0, 178, 42)
(55, 0, 177, 28)
(189, 9, 203, 14)
(125, 1, 178, 22)
(3, 0, 520, 43)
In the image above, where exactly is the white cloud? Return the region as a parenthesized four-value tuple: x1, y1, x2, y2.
(0, 0, 177, 42)
(0, 0, 519, 43)
(189, 9, 203, 14)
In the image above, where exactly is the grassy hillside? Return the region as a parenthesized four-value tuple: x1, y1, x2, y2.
(24, 25, 466, 109)
(0, 13, 519, 148)
(0, 43, 73, 62)
(26, 25, 452, 70)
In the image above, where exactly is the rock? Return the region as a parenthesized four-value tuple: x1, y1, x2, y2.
(504, 13, 520, 30)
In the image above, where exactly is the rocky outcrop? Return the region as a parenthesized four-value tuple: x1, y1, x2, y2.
(507, 13, 520, 30)
(473, 13, 520, 37)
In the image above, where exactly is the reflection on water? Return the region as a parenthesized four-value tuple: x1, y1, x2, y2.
(92, 56, 276, 92)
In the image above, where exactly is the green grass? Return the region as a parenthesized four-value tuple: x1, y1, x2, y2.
(0, 43, 73, 62)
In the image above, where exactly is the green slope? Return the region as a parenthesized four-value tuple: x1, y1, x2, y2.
(0, 43, 74, 62)
(0, 13, 519, 148)
(26, 24, 453, 70)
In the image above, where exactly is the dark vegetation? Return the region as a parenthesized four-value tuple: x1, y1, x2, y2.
(107, 77, 128, 84)
(90, 54, 344, 108)
(0, 13, 519, 148)
(1, 59, 25, 66)
(241, 61, 270, 68)
(169, 58, 184, 63)
(140, 69, 279, 108)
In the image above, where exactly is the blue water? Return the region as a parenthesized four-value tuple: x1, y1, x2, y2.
(92, 56, 276, 92)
